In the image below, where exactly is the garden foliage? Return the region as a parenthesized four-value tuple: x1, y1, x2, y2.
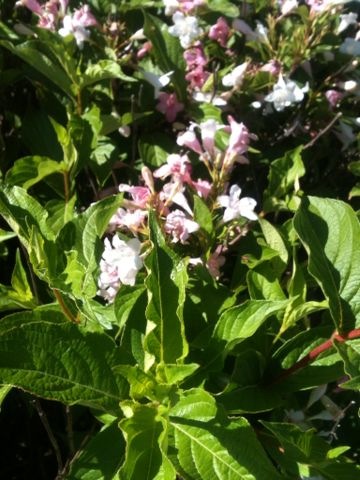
(0, 0, 360, 478)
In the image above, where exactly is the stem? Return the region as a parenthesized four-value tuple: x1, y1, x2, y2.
(303, 112, 342, 150)
(271, 328, 360, 385)
(33, 398, 63, 475)
(53, 289, 79, 323)
(65, 405, 75, 456)
(63, 170, 70, 204)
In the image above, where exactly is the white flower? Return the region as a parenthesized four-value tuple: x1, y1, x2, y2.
(192, 91, 227, 106)
(168, 11, 203, 48)
(339, 37, 360, 56)
(222, 62, 249, 88)
(98, 236, 143, 302)
(217, 184, 257, 222)
(163, 0, 180, 15)
(280, 0, 298, 15)
(264, 74, 309, 111)
(337, 12, 358, 34)
(59, 15, 90, 48)
(142, 70, 174, 98)
(254, 21, 269, 43)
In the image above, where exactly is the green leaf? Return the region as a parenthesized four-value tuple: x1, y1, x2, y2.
(119, 402, 176, 480)
(263, 146, 305, 212)
(144, 212, 188, 366)
(10, 249, 34, 303)
(138, 133, 174, 168)
(213, 300, 289, 351)
(0, 320, 128, 413)
(193, 196, 213, 236)
(81, 60, 136, 88)
(66, 421, 125, 480)
(294, 196, 360, 332)
(0, 228, 16, 243)
(207, 0, 240, 17)
(0, 184, 55, 244)
(142, 12, 187, 101)
(0, 40, 76, 99)
(0, 385, 11, 410)
(5, 156, 66, 190)
(334, 339, 360, 384)
(170, 389, 281, 479)
(259, 218, 288, 275)
(262, 421, 359, 478)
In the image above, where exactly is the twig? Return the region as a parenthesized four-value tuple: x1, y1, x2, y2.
(65, 405, 75, 456)
(303, 112, 342, 150)
(53, 288, 79, 323)
(33, 398, 63, 475)
(271, 328, 360, 385)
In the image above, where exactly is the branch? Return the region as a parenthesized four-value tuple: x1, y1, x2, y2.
(271, 328, 360, 385)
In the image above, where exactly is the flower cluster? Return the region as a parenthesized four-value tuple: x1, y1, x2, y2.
(16, 0, 97, 47)
(98, 114, 258, 302)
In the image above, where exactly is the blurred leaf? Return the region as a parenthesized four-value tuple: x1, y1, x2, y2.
(0, 40, 76, 99)
(207, 0, 240, 17)
(263, 146, 305, 212)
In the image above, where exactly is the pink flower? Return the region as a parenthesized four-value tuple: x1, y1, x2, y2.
(72, 4, 97, 27)
(137, 41, 152, 59)
(119, 184, 151, 208)
(109, 208, 147, 233)
(325, 89, 343, 108)
(156, 92, 184, 122)
(192, 178, 212, 198)
(185, 66, 210, 89)
(164, 209, 199, 243)
(199, 119, 224, 156)
(260, 60, 281, 76)
(153, 153, 192, 184)
(226, 115, 251, 158)
(209, 17, 230, 48)
(184, 45, 207, 69)
(160, 182, 193, 215)
(177, 129, 203, 155)
(16, 0, 42, 15)
(217, 184, 257, 222)
(206, 248, 226, 278)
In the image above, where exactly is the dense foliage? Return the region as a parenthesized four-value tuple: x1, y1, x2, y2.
(0, 0, 360, 478)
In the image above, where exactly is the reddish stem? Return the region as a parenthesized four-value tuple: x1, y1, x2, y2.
(271, 328, 360, 385)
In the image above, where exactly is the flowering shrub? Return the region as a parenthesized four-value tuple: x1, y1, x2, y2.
(0, 0, 360, 478)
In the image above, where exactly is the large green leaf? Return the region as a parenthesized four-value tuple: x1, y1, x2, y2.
(119, 402, 176, 480)
(0, 320, 128, 413)
(144, 212, 188, 366)
(170, 389, 281, 480)
(5, 156, 66, 190)
(213, 300, 289, 351)
(294, 196, 360, 332)
(0, 40, 76, 99)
